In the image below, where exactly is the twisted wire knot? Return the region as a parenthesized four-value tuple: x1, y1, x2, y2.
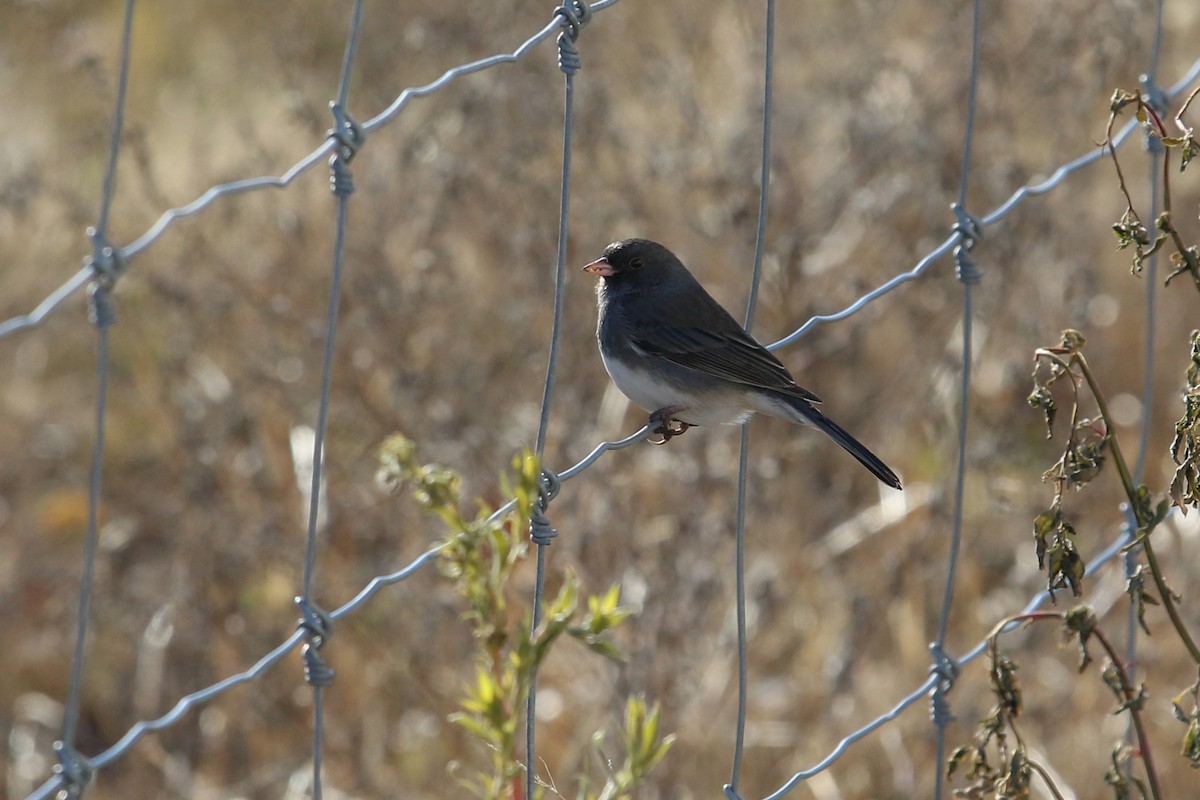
(87, 282, 117, 328)
(330, 156, 355, 198)
(296, 598, 336, 687)
(86, 227, 126, 289)
(529, 468, 562, 545)
(554, 1, 592, 74)
(950, 202, 982, 285)
(327, 103, 363, 197)
(85, 228, 124, 327)
(928, 642, 960, 727)
(328, 103, 365, 164)
(53, 740, 94, 798)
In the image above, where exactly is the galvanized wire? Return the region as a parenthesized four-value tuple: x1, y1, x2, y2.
(1124, 0, 1168, 769)
(727, 1, 775, 796)
(526, 4, 594, 798)
(759, 526, 1135, 800)
(9, 3, 1200, 798)
(930, 2, 983, 799)
(0, 0, 623, 342)
(767, 57, 1200, 353)
(292, 2, 368, 797)
(54, 0, 136, 796)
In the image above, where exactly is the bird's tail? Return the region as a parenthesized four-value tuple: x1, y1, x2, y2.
(763, 392, 902, 489)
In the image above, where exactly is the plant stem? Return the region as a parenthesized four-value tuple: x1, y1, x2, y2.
(1090, 625, 1164, 800)
(1074, 352, 1200, 663)
(992, 611, 1163, 800)
(1025, 758, 1069, 800)
(1139, 539, 1200, 663)
(1071, 353, 1135, 496)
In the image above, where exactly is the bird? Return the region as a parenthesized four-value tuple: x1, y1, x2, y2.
(582, 237, 901, 490)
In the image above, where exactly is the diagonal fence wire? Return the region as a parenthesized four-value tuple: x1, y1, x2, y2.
(26, 55, 1200, 800)
(758, 526, 1136, 800)
(24, 483, 1139, 800)
(767, 56, 1200, 353)
(9, 3, 1200, 798)
(0, 0, 623, 342)
(756, 13, 1181, 800)
(20, 4, 618, 799)
(755, 17, 1184, 800)
(28, 427, 655, 799)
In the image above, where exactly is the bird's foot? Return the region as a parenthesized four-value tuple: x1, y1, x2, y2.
(647, 408, 690, 445)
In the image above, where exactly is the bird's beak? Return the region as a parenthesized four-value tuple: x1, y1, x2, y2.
(582, 257, 614, 277)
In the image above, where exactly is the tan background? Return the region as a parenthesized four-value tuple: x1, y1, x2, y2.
(2, 0, 1199, 797)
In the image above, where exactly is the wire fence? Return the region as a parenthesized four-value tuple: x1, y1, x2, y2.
(3, 0, 1199, 798)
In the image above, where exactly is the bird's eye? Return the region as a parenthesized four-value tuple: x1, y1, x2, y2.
(629, 257, 644, 270)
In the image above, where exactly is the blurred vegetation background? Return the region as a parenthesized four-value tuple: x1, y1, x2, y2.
(2, 0, 1199, 797)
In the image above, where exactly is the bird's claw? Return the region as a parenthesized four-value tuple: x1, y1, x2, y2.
(647, 411, 689, 445)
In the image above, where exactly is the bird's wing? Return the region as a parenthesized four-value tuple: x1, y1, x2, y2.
(630, 321, 822, 403)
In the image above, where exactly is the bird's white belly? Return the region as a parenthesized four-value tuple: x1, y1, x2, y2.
(602, 354, 753, 426)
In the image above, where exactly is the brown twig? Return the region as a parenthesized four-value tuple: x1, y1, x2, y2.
(1105, 89, 1200, 290)
(1071, 352, 1200, 664)
(984, 610, 1163, 800)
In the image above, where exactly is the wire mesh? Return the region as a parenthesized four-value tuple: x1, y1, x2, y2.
(2, 1, 1198, 798)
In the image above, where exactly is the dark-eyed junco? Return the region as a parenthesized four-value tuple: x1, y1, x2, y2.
(583, 238, 901, 490)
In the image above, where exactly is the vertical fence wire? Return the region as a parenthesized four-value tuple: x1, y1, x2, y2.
(294, 3, 367, 797)
(1125, 0, 1167, 762)
(0, 4, 624, 342)
(727, 1, 775, 796)
(56, 0, 137, 795)
(930, 1, 983, 798)
(526, 5, 592, 797)
(1132, 0, 1167, 489)
(91, 4, 135, 243)
(935, 0, 983, 654)
(758, 526, 1135, 800)
(299, 0, 364, 611)
(10, 3, 1200, 798)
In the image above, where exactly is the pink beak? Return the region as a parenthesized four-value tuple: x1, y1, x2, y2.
(582, 257, 614, 277)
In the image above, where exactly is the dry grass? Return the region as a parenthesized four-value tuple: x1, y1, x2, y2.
(2, 1, 1200, 798)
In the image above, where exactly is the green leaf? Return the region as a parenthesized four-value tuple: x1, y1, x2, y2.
(1182, 718, 1200, 766)
(570, 634, 627, 663)
(450, 711, 495, 742)
(545, 571, 580, 625)
(623, 697, 675, 778)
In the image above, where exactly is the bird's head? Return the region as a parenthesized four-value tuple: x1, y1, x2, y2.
(581, 238, 683, 286)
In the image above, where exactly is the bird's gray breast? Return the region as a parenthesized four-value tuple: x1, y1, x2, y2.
(595, 286, 752, 424)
